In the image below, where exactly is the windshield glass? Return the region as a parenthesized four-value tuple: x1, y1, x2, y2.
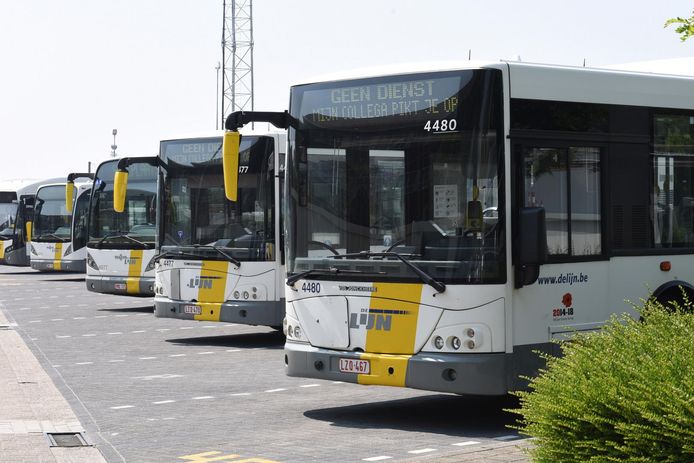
(89, 160, 157, 248)
(33, 185, 72, 242)
(0, 202, 18, 236)
(160, 135, 276, 261)
(287, 69, 505, 284)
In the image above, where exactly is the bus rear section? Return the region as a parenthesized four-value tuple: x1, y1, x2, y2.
(86, 159, 157, 296)
(152, 132, 286, 327)
(31, 182, 91, 272)
(0, 190, 19, 264)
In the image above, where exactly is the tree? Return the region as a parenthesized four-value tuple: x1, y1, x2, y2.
(665, 10, 694, 41)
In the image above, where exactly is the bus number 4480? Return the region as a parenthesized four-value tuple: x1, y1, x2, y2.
(424, 119, 457, 133)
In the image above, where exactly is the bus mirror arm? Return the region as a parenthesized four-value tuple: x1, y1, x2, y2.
(113, 157, 164, 213)
(515, 207, 548, 288)
(225, 110, 297, 131)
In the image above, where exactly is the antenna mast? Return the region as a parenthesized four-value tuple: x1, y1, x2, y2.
(221, 0, 254, 128)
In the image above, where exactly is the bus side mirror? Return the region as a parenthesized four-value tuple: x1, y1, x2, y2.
(515, 207, 547, 288)
(113, 170, 129, 213)
(26, 221, 32, 242)
(223, 131, 241, 202)
(65, 181, 74, 213)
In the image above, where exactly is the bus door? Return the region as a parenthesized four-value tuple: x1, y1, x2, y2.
(511, 141, 608, 346)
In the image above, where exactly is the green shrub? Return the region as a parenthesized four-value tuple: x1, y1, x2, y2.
(512, 300, 694, 463)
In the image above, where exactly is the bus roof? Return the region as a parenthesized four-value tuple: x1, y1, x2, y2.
(293, 60, 694, 110)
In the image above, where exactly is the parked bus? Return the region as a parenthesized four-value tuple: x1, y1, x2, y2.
(113, 130, 286, 326)
(31, 177, 93, 272)
(0, 178, 63, 266)
(222, 61, 694, 395)
(85, 159, 157, 295)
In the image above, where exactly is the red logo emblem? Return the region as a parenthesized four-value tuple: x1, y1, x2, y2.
(562, 293, 572, 308)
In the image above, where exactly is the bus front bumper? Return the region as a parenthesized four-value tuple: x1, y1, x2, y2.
(86, 276, 155, 296)
(31, 259, 85, 273)
(285, 342, 515, 396)
(154, 298, 284, 327)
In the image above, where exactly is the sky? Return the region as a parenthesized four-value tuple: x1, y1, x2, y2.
(1, 0, 693, 181)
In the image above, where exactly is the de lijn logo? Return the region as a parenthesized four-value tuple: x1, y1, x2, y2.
(349, 308, 409, 331)
(187, 275, 222, 289)
(115, 254, 139, 265)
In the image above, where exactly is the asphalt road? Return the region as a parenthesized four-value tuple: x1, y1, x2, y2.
(0, 266, 522, 463)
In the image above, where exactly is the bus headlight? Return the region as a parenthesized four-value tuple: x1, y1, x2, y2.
(144, 256, 157, 272)
(86, 252, 98, 270)
(433, 336, 444, 350)
(30, 244, 38, 256)
(63, 244, 72, 255)
(450, 336, 461, 350)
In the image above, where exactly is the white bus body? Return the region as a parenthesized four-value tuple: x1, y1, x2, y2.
(269, 61, 694, 395)
(30, 182, 91, 272)
(0, 178, 63, 266)
(152, 130, 287, 326)
(86, 158, 158, 296)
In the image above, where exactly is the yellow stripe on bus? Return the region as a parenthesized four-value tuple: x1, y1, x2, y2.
(364, 283, 423, 354)
(357, 352, 411, 387)
(53, 242, 63, 271)
(126, 249, 144, 294)
(0, 241, 5, 260)
(194, 260, 229, 322)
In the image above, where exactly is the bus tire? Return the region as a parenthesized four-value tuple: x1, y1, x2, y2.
(652, 280, 694, 312)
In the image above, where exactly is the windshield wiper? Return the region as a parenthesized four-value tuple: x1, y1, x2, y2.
(153, 249, 208, 262)
(191, 244, 241, 268)
(286, 267, 385, 288)
(96, 232, 149, 248)
(35, 233, 69, 242)
(328, 251, 446, 293)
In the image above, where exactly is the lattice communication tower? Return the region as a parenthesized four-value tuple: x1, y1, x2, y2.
(221, 0, 254, 127)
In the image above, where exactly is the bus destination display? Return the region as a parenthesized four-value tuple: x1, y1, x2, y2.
(300, 75, 462, 127)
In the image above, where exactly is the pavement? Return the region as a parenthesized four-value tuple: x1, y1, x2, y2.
(0, 307, 107, 462)
(0, 267, 532, 463)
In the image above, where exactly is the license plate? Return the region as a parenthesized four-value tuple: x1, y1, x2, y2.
(114, 283, 126, 290)
(183, 305, 202, 315)
(339, 358, 370, 374)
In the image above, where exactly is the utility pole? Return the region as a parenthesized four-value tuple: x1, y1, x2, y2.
(221, 0, 254, 128)
(110, 129, 118, 158)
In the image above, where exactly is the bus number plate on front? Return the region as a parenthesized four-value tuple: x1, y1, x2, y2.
(183, 305, 202, 315)
(339, 358, 370, 374)
(114, 283, 126, 290)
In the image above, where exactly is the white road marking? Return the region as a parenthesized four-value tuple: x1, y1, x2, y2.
(110, 405, 134, 410)
(230, 393, 251, 396)
(139, 357, 157, 360)
(156, 328, 171, 332)
(56, 335, 71, 339)
(153, 400, 176, 405)
(28, 320, 42, 323)
(75, 362, 93, 365)
(363, 457, 392, 462)
(107, 332, 123, 335)
(169, 354, 186, 357)
(197, 351, 215, 355)
(50, 318, 64, 321)
(73, 316, 86, 320)
(108, 360, 125, 363)
(179, 327, 194, 330)
(408, 449, 436, 455)
(82, 334, 96, 337)
(58, 305, 70, 308)
(115, 314, 129, 317)
(452, 441, 480, 447)
(300, 384, 320, 388)
(131, 330, 146, 333)
(264, 388, 286, 393)
(226, 349, 241, 353)
(94, 315, 108, 318)
(192, 396, 215, 400)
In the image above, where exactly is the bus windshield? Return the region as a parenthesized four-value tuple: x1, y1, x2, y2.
(160, 136, 276, 261)
(33, 185, 71, 242)
(287, 69, 505, 284)
(0, 202, 18, 236)
(89, 160, 157, 248)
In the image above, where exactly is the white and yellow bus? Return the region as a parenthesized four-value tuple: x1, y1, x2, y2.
(114, 130, 286, 327)
(30, 177, 92, 272)
(223, 61, 694, 395)
(85, 159, 158, 295)
(0, 178, 62, 266)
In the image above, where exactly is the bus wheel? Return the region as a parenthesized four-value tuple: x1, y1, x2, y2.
(652, 282, 694, 313)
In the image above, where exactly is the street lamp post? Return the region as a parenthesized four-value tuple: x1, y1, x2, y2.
(110, 129, 118, 158)
(215, 62, 221, 130)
